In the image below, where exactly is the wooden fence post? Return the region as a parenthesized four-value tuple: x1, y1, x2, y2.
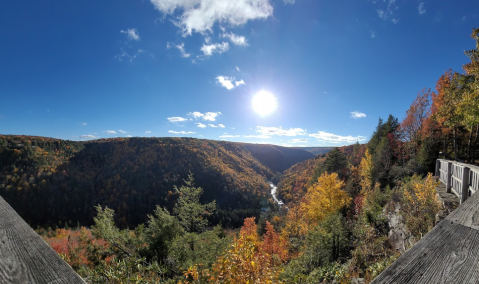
(462, 167, 470, 204)
(446, 162, 452, 193)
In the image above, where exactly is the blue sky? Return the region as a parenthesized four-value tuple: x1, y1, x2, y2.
(1, 0, 478, 146)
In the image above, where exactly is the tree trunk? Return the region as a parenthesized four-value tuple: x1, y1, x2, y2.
(473, 123, 479, 164)
(454, 127, 458, 160)
(468, 127, 473, 162)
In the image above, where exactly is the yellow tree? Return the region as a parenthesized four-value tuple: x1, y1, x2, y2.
(359, 149, 374, 193)
(210, 218, 284, 284)
(402, 173, 441, 238)
(301, 172, 351, 227)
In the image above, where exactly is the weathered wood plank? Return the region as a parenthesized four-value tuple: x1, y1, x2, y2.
(371, 221, 479, 283)
(0, 196, 85, 284)
(445, 185, 479, 230)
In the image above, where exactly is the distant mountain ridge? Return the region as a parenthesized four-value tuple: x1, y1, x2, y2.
(241, 143, 315, 172)
(294, 147, 334, 155)
(0, 135, 313, 229)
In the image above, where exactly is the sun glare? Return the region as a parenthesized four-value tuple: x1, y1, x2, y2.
(252, 91, 277, 116)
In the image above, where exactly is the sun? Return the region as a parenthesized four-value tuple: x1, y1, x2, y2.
(252, 91, 277, 116)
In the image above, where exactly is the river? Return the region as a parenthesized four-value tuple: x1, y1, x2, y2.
(269, 182, 284, 206)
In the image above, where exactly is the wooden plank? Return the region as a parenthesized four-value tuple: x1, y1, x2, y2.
(0, 196, 85, 284)
(371, 221, 479, 283)
(445, 186, 479, 230)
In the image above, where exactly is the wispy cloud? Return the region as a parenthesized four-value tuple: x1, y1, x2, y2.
(309, 131, 366, 144)
(80, 134, 96, 139)
(291, 138, 308, 143)
(221, 32, 248, 46)
(201, 42, 229, 56)
(150, 0, 273, 36)
(169, 130, 195, 134)
(82, 122, 87, 126)
(236, 66, 240, 71)
(188, 111, 222, 121)
(167, 42, 191, 58)
(244, 134, 271, 139)
(127, 135, 132, 137)
(284, 0, 295, 4)
(121, 28, 140, 41)
(218, 124, 225, 128)
(104, 130, 117, 134)
(145, 131, 152, 134)
(118, 130, 127, 134)
(370, 30, 376, 38)
(418, 2, 426, 15)
(374, 0, 399, 24)
(208, 124, 218, 128)
(115, 48, 145, 63)
(256, 126, 307, 136)
(168, 116, 188, 123)
(197, 123, 207, 128)
(220, 134, 240, 138)
(350, 111, 366, 119)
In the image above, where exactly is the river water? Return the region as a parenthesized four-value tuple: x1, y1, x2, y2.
(269, 182, 284, 206)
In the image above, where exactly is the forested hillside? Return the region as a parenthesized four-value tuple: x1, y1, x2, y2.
(0, 136, 310, 229)
(241, 143, 314, 172)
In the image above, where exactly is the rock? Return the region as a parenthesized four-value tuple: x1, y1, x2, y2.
(387, 202, 417, 253)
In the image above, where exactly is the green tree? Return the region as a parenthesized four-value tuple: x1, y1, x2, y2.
(173, 173, 216, 233)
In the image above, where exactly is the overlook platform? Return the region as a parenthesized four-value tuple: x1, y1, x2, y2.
(372, 160, 479, 284)
(0, 196, 85, 283)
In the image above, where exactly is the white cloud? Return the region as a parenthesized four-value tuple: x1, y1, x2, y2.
(80, 135, 96, 139)
(120, 28, 140, 41)
(82, 122, 87, 126)
(169, 130, 195, 134)
(201, 42, 229, 56)
(374, 0, 399, 24)
(235, 79, 246, 86)
(118, 130, 127, 134)
(209, 124, 218, 128)
(284, 0, 295, 3)
(218, 124, 225, 128)
(167, 42, 191, 58)
(221, 32, 248, 46)
(146, 131, 152, 134)
(216, 76, 245, 90)
(220, 134, 240, 138)
(150, 0, 273, 36)
(370, 30, 376, 38)
(309, 131, 366, 144)
(350, 111, 366, 119)
(418, 2, 426, 15)
(188, 111, 221, 121)
(127, 135, 132, 137)
(216, 76, 235, 90)
(197, 123, 207, 128)
(236, 66, 240, 71)
(104, 130, 117, 134)
(291, 138, 308, 143)
(168, 116, 188, 122)
(244, 134, 271, 139)
(256, 126, 307, 137)
(115, 49, 138, 63)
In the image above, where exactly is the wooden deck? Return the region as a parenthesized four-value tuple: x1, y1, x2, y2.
(0, 196, 85, 283)
(372, 184, 479, 284)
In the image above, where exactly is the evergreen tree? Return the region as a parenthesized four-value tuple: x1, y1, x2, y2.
(173, 173, 216, 233)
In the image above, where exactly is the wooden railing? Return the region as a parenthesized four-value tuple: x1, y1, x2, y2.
(372, 159, 479, 283)
(435, 159, 479, 203)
